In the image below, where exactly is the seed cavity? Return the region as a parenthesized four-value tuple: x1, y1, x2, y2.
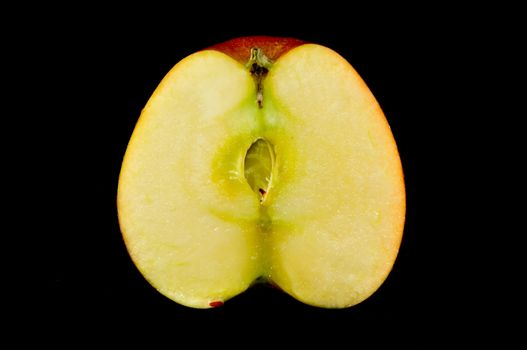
(244, 138, 274, 203)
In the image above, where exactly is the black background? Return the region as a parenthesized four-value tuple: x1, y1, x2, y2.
(37, 12, 479, 340)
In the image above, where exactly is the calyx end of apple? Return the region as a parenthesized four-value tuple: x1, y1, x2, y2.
(208, 36, 305, 64)
(246, 47, 272, 108)
(246, 47, 273, 70)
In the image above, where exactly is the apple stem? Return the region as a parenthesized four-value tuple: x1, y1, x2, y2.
(246, 48, 273, 108)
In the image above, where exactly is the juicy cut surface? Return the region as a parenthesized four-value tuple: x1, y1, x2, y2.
(118, 44, 405, 308)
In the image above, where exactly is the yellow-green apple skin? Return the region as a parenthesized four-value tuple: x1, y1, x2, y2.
(117, 36, 405, 309)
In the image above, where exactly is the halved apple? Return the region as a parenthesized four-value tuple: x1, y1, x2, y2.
(117, 37, 405, 308)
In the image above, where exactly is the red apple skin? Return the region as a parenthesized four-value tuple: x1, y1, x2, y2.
(208, 36, 306, 64)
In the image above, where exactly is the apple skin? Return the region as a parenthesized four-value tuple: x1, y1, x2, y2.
(208, 36, 305, 64)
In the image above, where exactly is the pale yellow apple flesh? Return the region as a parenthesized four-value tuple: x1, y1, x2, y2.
(118, 44, 405, 308)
